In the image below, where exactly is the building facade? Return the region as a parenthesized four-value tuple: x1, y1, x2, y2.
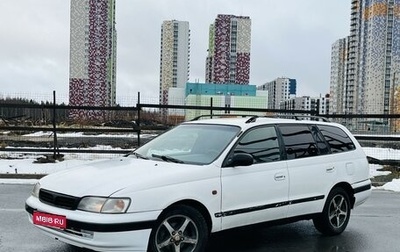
(159, 20, 190, 108)
(165, 81, 269, 119)
(258, 77, 297, 109)
(281, 95, 329, 115)
(361, 0, 400, 115)
(69, 0, 117, 119)
(205, 14, 251, 85)
(330, 0, 400, 115)
(184, 83, 267, 120)
(329, 38, 348, 114)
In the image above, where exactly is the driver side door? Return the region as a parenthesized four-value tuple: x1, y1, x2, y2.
(220, 125, 289, 230)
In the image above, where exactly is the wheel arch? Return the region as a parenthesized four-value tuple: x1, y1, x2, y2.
(331, 182, 355, 208)
(161, 199, 213, 234)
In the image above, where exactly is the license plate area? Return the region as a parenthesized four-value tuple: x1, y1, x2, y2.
(33, 211, 67, 229)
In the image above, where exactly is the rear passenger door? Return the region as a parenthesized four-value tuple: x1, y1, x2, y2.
(220, 125, 289, 230)
(278, 124, 335, 217)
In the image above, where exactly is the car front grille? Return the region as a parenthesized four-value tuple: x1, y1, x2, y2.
(39, 189, 81, 210)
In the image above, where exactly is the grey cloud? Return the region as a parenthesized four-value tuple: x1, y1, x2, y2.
(0, 0, 350, 102)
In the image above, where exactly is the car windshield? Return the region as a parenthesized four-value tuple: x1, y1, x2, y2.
(134, 123, 240, 165)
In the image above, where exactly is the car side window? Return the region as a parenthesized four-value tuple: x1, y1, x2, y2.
(279, 124, 321, 160)
(310, 125, 330, 155)
(317, 125, 356, 153)
(233, 126, 281, 163)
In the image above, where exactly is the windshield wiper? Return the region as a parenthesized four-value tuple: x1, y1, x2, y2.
(151, 154, 185, 164)
(124, 151, 133, 157)
(125, 151, 149, 160)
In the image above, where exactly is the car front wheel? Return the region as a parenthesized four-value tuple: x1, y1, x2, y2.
(148, 205, 209, 252)
(313, 187, 351, 236)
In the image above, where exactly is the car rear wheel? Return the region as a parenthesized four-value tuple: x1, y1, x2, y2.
(148, 205, 209, 252)
(313, 187, 351, 236)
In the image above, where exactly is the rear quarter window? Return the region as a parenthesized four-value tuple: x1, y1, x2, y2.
(317, 125, 355, 153)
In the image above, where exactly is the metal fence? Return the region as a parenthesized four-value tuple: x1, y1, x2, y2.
(1, 93, 400, 162)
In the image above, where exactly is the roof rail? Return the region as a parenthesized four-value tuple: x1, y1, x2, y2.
(275, 114, 330, 122)
(190, 114, 256, 121)
(190, 114, 330, 123)
(245, 116, 258, 123)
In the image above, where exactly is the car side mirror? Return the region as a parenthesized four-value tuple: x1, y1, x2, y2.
(228, 153, 254, 167)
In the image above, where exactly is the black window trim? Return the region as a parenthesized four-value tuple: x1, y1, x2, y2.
(308, 124, 331, 155)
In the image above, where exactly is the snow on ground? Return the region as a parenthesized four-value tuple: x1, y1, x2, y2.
(0, 151, 112, 185)
(381, 179, 400, 191)
(363, 147, 400, 179)
(23, 131, 157, 139)
(363, 146, 400, 160)
(0, 146, 399, 192)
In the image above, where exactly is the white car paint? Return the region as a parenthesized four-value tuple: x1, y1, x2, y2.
(25, 117, 371, 251)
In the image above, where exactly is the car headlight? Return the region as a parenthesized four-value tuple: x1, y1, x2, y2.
(77, 197, 131, 213)
(32, 182, 41, 198)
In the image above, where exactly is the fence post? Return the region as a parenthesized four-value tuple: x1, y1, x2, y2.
(52, 91, 58, 159)
(210, 97, 213, 118)
(137, 92, 141, 147)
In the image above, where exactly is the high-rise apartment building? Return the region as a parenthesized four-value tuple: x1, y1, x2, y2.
(69, 0, 117, 119)
(257, 77, 297, 109)
(281, 95, 329, 115)
(330, 0, 400, 115)
(329, 38, 348, 114)
(205, 14, 251, 85)
(159, 20, 190, 107)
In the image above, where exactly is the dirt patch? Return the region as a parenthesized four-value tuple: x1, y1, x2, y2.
(371, 165, 400, 186)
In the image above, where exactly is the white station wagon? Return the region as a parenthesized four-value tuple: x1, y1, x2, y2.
(25, 116, 371, 252)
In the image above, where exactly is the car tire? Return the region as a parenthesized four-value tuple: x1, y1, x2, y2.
(313, 187, 351, 236)
(148, 205, 209, 252)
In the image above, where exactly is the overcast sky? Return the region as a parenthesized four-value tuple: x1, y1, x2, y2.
(0, 0, 350, 104)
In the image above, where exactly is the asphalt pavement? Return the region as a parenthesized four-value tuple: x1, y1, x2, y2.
(0, 184, 399, 252)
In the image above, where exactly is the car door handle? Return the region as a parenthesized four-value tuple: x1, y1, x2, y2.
(274, 173, 286, 181)
(326, 167, 335, 173)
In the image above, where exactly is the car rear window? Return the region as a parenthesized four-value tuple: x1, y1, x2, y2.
(279, 124, 321, 160)
(317, 125, 355, 153)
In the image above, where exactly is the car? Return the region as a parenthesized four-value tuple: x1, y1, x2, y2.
(25, 115, 371, 252)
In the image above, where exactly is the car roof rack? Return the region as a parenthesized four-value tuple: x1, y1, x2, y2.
(244, 115, 330, 123)
(276, 115, 330, 122)
(190, 114, 256, 121)
(190, 114, 330, 123)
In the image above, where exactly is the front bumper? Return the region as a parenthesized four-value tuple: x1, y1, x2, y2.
(26, 196, 161, 252)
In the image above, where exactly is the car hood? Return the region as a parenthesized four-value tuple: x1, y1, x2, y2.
(39, 157, 216, 197)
